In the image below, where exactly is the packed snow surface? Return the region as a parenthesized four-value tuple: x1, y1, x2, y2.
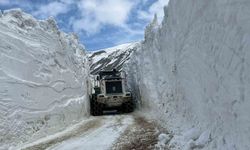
(126, 0, 250, 149)
(16, 115, 134, 150)
(0, 9, 89, 148)
(48, 116, 133, 150)
(15, 114, 167, 150)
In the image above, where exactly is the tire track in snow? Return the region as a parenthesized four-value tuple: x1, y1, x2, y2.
(47, 115, 134, 150)
(18, 115, 134, 150)
(112, 116, 168, 150)
(17, 114, 166, 150)
(18, 118, 103, 150)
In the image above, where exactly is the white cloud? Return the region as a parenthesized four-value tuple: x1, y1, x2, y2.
(72, 0, 136, 34)
(33, 1, 70, 18)
(1, 0, 168, 41)
(138, 0, 169, 22)
(0, 0, 10, 5)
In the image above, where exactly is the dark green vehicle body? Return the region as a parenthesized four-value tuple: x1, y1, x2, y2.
(90, 69, 134, 116)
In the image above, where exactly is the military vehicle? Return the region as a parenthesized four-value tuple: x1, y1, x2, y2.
(90, 69, 133, 116)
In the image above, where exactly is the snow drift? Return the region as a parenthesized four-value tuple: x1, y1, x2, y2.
(0, 9, 89, 148)
(126, 0, 250, 149)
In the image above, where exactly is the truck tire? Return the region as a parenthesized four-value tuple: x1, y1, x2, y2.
(90, 96, 94, 115)
(122, 101, 134, 113)
(90, 94, 103, 116)
(90, 94, 95, 115)
(93, 100, 103, 116)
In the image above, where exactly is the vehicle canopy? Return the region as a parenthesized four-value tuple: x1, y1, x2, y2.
(98, 69, 121, 80)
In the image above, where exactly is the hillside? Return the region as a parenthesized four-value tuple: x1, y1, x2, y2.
(88, 42, 140, 74)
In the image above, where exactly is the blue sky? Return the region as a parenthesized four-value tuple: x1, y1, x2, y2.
(0, 0, 168, 51)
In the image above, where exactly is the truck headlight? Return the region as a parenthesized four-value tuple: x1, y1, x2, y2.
(98, 94, 104, 98)
(125, 93, 131, 96)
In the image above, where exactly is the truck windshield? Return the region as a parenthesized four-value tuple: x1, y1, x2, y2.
(105, 81, 123, 94)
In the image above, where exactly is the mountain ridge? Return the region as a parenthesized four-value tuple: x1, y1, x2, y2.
(88, 42, 140, 74)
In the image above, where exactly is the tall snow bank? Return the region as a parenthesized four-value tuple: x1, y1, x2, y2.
(126, 0, 250, 149)
(0, 9, 89, 148)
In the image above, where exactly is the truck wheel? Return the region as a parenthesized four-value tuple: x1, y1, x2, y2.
(90, 96, 94, 115)
(90, 94, 103, 116)
(123, 101, 134, 113)
(92, 100, 103, 116)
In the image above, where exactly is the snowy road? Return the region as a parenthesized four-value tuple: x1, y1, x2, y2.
(17, 114, 164, 150)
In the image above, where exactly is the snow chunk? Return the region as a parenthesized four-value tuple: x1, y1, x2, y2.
(183, 131, 211, 150)
(183, 128, 201, 141)
(155, 133, 172, 149)
(195, 130, 211, 148)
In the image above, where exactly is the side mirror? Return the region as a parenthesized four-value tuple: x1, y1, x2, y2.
(96, 76, 100, 81)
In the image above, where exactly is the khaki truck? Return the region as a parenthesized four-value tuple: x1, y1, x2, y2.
(90, 69, 134, 116)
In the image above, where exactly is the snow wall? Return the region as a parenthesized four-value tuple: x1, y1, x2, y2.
(0, 9, 90, 148)
(126, 0, 250, 149)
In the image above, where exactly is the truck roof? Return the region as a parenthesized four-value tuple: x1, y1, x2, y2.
(98, 69, 120, 79)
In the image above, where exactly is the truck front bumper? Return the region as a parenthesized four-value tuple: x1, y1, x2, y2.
(97, 96, 131, 107)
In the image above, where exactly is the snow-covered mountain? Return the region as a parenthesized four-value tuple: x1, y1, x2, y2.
(126, 0, 250, 149)
(0, 9, 89, 148)
(88, 42, 140, 75)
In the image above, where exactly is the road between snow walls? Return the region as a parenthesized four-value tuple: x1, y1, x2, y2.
(0, 9, 170, 150)
(2, 0, 250, 149)
(15, 114, 170, 150)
